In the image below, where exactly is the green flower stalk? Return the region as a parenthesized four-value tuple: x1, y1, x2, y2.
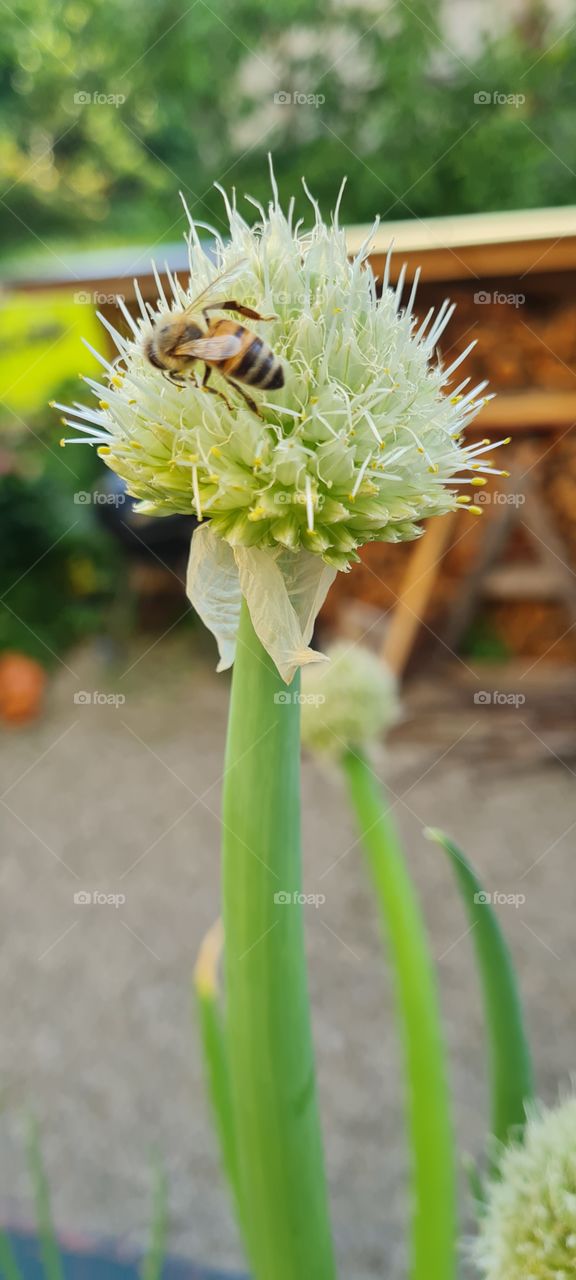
(221, 601, 335, 1279)
(474, 1093, 576, 1279)
(302, 648, 457, 1280)
(58, 166, 504, 1279)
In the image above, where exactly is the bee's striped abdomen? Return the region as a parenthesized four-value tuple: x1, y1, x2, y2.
(212, 319, 285, 391)
(236, 340, 284, 387)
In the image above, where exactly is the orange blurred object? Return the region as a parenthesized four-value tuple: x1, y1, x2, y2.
(0, 652, 46, 724)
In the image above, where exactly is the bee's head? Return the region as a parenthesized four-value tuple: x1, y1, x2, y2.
(144, 331, 165, 370)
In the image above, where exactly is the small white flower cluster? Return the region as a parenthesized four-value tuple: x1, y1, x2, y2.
(301, 643, 400, 758)
(474, 1093, 576, 1280)
(57, 164, 505, 679)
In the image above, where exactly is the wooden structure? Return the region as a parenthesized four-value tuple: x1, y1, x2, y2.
(335, 208, 576, 674)
(7, 206, 576, 675)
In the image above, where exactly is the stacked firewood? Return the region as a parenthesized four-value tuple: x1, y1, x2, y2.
(323, 451, 576, 666)
(433, 287, 576, 392)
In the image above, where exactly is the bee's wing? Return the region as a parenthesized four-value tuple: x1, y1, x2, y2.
(173, 333, 243, 360)
(184, 259, 248, 313)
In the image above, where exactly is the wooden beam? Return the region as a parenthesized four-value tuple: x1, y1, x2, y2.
(381, 512, 457, 676)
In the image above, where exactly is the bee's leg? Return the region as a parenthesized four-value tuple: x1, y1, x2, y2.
(201, 365, 233, 411)
(203, 302, 277, 323)
(165, 371, 186, 385)
(226, 378, 262, 418)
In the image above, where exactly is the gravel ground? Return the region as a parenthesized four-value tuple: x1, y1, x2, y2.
(0, 635, 574, 1279)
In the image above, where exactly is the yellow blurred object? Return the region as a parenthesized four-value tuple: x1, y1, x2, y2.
(0, 291, 100, 419)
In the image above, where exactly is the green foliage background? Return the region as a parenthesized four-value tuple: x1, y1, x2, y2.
(1, 0, 574, 258)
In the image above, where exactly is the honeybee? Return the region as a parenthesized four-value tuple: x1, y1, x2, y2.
(144, 262, 284, 416)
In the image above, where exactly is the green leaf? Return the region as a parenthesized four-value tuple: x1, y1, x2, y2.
(193, 920, 244, 1234)
(0, 1232, 24, 1280)
(140, 1166, 168, 1280)
(425, 829, 534, 1148)
(25, 1118, 64, 1280)
(343, 751, 457, 1280)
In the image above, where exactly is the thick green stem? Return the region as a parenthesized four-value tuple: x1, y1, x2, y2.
(343, 750, 457, 1280)
(221, 600, 336, 1280)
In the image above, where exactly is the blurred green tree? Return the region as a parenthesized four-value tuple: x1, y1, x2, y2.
(0, 0, 573, 255)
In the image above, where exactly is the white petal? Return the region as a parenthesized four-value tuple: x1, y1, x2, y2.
(234, 546, 336, 685)
(186, 525, 242, 671)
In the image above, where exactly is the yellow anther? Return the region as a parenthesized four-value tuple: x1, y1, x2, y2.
(468, 505, 483, 516)
(98, 400, 109, 410)
(456, 495, 471, 504)
(428, 463, 439, 474)
(111, 375, 123, 388)
(471, 477, 487, 486)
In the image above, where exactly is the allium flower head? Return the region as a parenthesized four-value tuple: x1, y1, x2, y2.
(301, 643, 400, 759)
(58, 162, 505, 680)
(474, 1093, 576, 1280)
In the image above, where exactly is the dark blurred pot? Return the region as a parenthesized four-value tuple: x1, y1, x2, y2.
(4, 1229, 247, 1279)
(94, 472, 196, 566)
